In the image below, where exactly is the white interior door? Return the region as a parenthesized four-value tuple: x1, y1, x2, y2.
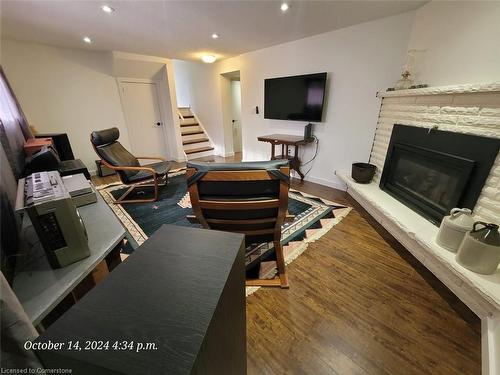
(120, 81, 167, 159)
(231, 80, 242, 153)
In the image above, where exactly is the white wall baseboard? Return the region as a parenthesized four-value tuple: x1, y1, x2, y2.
(303, 175, 347, 191)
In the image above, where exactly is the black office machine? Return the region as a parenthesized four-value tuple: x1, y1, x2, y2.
(15, 171, 90, 269)
(24, 146, 61, 174)
(25, 146, 91, 180)
(35, 133, 75, 161)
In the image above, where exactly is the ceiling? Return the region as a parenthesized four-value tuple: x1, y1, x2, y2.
(1, 1, 426, 61)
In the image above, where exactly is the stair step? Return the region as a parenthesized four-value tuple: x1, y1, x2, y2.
(180, 118, 198, 126)
(181, 130, 204, 136)
(183, 137, 209, 145)
(185, 146, 214, 155)
(183, 115, 195, 119)
(180, 123, 199, 127)
(187, 150, 215, 160)
(184, 140, 210, 151)
(178, 108, 193, 117)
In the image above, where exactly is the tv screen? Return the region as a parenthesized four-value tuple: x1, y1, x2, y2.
(264, 72, 327, 122)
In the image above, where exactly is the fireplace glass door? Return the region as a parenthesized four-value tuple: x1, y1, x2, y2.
(381, 143, 475, 224)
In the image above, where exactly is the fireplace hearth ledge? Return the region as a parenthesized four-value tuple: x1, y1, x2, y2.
(337, 171, 500, 375)
(377, 81, 500, 98)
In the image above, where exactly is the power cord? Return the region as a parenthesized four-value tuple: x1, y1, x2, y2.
(300, 135, 319, 177)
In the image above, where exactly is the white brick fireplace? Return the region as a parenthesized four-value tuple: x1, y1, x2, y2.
(371, 83, 500, 223)
(338, 82, 500, 375)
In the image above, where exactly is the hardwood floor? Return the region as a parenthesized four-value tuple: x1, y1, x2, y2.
(250, 179, 480, 375)
(92, 154, 481, 375)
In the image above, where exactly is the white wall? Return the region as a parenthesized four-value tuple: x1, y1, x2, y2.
(1, 40, 130, 171)
(174, 11, 415, 189)
(1, 40, 184, 171)
(172, 60, 193, 108)
(407, 1, 500, 86)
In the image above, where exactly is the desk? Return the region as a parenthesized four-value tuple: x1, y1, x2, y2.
(35, 225, 246, 375)
(258, 133, 314, 180)
(12, 193, 126, 326)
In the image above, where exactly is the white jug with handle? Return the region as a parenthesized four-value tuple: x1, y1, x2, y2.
(436, 208, 474, 252)
(456, 222, 500, 275)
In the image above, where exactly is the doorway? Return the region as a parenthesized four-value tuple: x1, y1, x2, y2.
(118, 79, 168, 159)
(220, 70, 242, 157)
(230, 79, 242, 153)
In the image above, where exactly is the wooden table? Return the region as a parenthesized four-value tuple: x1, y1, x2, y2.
(257, 133, 314, 180)
(35, 225, 246, 375)
(13, 193, 126, 327)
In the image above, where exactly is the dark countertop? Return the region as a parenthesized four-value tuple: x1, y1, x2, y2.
(13, 192, 125, 325)
(35, 224, 245, 375)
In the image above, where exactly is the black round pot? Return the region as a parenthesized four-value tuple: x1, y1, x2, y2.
(351, 163, 376, 184)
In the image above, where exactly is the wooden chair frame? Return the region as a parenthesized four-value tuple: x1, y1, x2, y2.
(91, 137, 167, 204)
(186, 166, 291, 288)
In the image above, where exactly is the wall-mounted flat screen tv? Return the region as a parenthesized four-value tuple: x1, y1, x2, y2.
(264, 72, 327, 122)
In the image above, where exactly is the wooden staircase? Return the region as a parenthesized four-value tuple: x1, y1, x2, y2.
(178, 107, 215, 160)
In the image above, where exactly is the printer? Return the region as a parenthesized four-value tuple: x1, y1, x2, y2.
(62, 173, 97, 207)
(15, 171, 90, 269)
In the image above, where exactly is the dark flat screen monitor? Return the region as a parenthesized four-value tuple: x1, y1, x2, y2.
(264, 72, 327, 122)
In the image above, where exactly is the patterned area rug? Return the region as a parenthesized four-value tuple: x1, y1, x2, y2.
(97, 169, 351, 295)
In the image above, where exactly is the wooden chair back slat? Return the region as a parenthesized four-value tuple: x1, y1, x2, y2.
(198, 199, 280, 210)
(215, 228, 276, 236)
(201, 170, 279, 181)
(206, 217, 277, 225)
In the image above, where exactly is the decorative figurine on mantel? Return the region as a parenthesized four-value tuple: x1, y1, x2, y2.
(387, 49, 428, 91)
(394, 70, 413, 90)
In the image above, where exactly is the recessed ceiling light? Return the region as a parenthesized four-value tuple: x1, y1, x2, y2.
(83, 36, 92, 44)
(211, 33, 219, 39)
(280, 2, 289, 12)
(101, 5, 115, 13)
(201, 55, 216, 63)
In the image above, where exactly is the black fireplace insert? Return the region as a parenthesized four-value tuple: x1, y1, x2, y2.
(380, 125, 499, 225)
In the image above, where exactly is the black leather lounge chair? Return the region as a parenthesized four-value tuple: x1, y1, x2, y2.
(91, 127, 172, 204)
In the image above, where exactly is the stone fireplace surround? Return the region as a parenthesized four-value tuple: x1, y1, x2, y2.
(338, 82, 500, 375)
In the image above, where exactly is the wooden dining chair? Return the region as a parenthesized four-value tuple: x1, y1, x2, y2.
(90, 127, 172, 204)
(186, 160, 291, 288)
